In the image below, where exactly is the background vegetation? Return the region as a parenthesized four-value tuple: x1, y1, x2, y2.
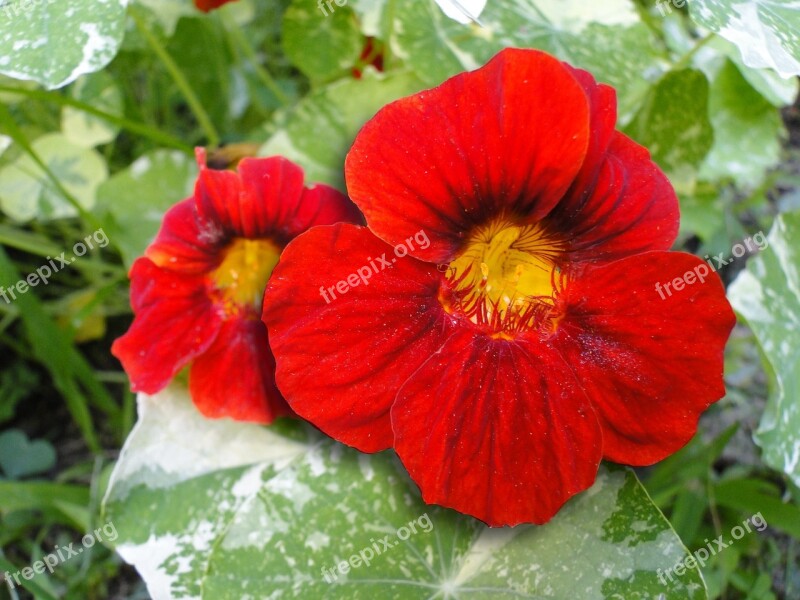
(0, 0, 799, 598)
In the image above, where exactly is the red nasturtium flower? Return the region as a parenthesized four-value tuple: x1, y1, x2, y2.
(263, 49, 736, 526)
(112, 151, 360, 423)
(194, 0, 237, 12)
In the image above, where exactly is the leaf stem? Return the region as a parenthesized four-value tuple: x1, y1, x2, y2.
(672, 32, 715, 71)
(131, 9, 220, 147)
(222, 13, 290, 107)
(0, 85, 193, 154)
(0, 104, 104, 232)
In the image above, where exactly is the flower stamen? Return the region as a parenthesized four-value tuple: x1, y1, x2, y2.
(211, 238, 281, 315)
(443, 220, 565, 337)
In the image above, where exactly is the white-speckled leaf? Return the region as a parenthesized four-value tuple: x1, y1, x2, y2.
(708, 37, 799, 107)
(351, 0, 491, 34)
(0, 0, 128, 90)
(95, 150, 196, 267)
(349, 0, 388, 36)
(0, 135, 11, 157)
(282, 0, 363, 82)
(689, 0, 800, 78)
(136, 0, 194, 36)
(699, 59, 784, 188)
(729, 212, 800, 487)
(260, 69, 427, 190)
(435, 0, 487, 24)
(62, 71, 123, 148)
(387, 0, 662, 118)
(104, 386, 707, 599)
(0, 133, 107, 221)
(624, 69, 714, 194)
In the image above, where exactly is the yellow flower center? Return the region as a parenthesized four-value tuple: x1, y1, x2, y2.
(444, 220, 565, 337)
(211, 238, 282, 315)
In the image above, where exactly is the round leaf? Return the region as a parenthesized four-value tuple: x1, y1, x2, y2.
(0, 0, 129, 90)
(104, 387, 708, 599)
(0, 133, 107, 222)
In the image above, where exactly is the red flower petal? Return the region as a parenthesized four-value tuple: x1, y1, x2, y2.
(112, 258, 222, 393)
(547, 133, 679, 264)
(194, 0, 237, 12)
(345, 48, 591, 263)
(392, 329, 602, 527)
(195, 156, 359, 241)
(553, 252, 735, 464)
(262, 224, 454, 452)
(194, 165, 254, 238)
(543, 67, 679, 262)
(561, 65, 618, 196)
(189, 318, 291, 423)
(146, 198, 224, 275)
(238, 158, 362, 239)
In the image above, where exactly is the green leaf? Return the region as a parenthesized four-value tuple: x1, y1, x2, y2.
(260, 69, 426, 189)
(0, 556, 59, 600)
(705, 37, 799, 107)
(388, 0, 662, 118)
(699, 59, 784, 188)
(137, 0, 196, 36)
(0, 246, 119, 453)
(0, 481, 90, 530)
(713, 478, 800, 538)
(729, 212, 800, 488)
(0, 133, 108, 222)
(0, 429, 56, 480)
(688, 0, 800, 78)
(625, 69, 714, 194)
(679, 188, 725, 242)
(95, 149, 197, 267)
(61, 71, 124, 148)
(350, 0, 389, 36)
(105, 386, 707, 599)
(0, 0, 128, 90)
(282, 0, 363, 82)
(163, 16, 232, 135)
(0, 361, 38, 424)
(0, 83, 194, 153)
(644, 426, 738, 506)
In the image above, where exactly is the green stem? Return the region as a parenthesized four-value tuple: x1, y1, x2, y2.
(0, 105, 103, 232)
(132, 9, 220, 147)
(223, 13, 290, 107)
(383, 0, 396, 69)
(0, 86, 193, 154)
(672, 33, 715, 72)
(0, 225, 63, 257)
